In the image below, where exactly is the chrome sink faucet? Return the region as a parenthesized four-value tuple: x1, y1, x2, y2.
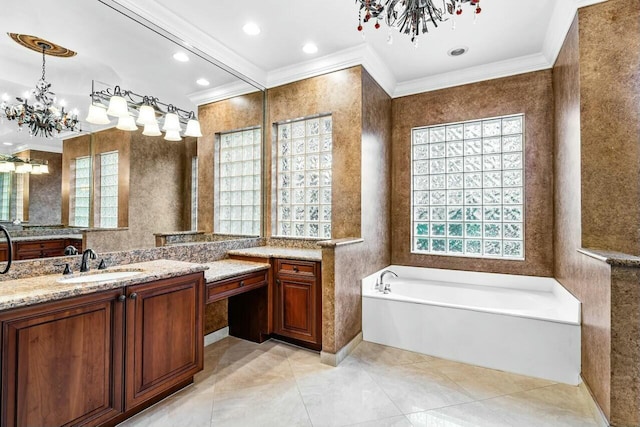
(377, 270, 398, 294)
(80, 249, 97, 272)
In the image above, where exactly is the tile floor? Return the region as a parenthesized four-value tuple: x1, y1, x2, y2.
(119, 337, 605, 427)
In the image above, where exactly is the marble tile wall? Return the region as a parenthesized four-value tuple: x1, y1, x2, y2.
(579, 0, 640, 255)
(26, 150, 62, 224)
(391, 71, 555, 276)
(552, 14, 613, 421)
(197, 91, 264, 234)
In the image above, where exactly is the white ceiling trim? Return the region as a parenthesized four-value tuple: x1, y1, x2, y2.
(393, 52, 551, 98)
(105, 0, 267, 88)
(188, 81, 262, 106)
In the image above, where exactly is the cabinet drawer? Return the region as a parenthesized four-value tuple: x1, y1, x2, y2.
(206, 270, 268, 303)
(276, 259, 316, 276)
(15, 240, 65, 252)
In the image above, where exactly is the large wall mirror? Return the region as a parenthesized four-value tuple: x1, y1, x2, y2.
(0, 0, 265, 257)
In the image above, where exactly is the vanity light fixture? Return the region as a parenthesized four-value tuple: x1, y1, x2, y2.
(0, 155, 49, 174)
(356, 0, 482, 45)
(1, 35, 80, 138)
(86, 81, 203, 141)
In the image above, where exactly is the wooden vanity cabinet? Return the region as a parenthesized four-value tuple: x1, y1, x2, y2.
(11, 237, 83, 260)
(0, 272, 204, 427)
(274, 258, 322, 350)
(0, 289, 124, 427)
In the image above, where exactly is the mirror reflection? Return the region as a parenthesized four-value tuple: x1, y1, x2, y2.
(0, 0, 265, 258)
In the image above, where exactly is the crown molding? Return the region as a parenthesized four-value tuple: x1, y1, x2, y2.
(265, 44, 396, 97)
(393, 52, 551, 98)
(101, 0, 267, 89)
(188, 81, 262, 106)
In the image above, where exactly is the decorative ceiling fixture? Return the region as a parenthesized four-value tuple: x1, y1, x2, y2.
(86, 82, 202, 141)
(0, 155, 49, 174)
(356, 0, 482, 46)
(1, 34, 80, 138)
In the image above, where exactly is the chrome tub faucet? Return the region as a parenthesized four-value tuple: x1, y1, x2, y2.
(377, 269, 398, 294)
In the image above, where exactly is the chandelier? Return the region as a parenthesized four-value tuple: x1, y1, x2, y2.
(1, 38, 80, 138)
(356, 0, 482, 45)
(86, 82, 202, 141)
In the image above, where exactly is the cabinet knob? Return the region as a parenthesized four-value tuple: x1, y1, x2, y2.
(129, 293, 138, 300)
(239, 281, 245, 287)
(117, 294, 126, 302)
(293, 266, 299, 272)
(276, 279, 281, 286)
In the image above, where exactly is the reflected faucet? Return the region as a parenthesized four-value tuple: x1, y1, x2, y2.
(377, 270, 398, 294)
(80, 249, 97, 272)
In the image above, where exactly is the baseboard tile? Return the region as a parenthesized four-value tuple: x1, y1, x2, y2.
(204, 327, 229, 347)
(579, 377, 610, 427)
(320, 332, 363, 367)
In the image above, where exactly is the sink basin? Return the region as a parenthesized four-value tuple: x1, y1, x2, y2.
(57, 271, 142, 284)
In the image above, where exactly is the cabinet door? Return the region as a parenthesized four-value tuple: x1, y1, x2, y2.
(275, 274, 320, 348)
(124, 273, 204, 410)
(0, 290, 124, 427)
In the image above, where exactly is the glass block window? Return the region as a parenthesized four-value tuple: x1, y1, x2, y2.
(70, 156, 91, 227)
(98, 151, 118, 228)
(215, 127, 261, 236)
(191, 156, 198, 231)
(0, 173, 11, 221)
(411, 114, 525, 259)
(275, 115, 332, 239)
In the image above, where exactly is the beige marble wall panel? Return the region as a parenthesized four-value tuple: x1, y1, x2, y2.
(391, 71, 554, 276)
(579, 0, 640, 255)
(321, 247, 336, 352)
(27, 150, 62, 224)
(553, 15, 613, 420)
(205, 299, 228, 335)
(267, 67, 363, 239)
(61, 134, 91, 225)
(610, 265, 640, 426)
(197, 91, 264, 233)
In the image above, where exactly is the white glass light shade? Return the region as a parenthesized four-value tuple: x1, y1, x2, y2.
(30, 165, 42, 175)
(0, 162, 11, 172)
(162, 113, 181, 132)
(3, 162, 15, 172)
(85, 104, 110, 125)
(15, 163, 32, 174)
(106, 95, 129, 117)
(164, 129, 182, 141)
(184, 119, 203, 137)
(116, 115, 138, 131)
(136, 105, 157, 126)
(40, 163, 49, 174)
(142, 121, 162, 137)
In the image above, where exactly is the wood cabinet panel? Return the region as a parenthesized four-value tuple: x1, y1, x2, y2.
(0, 290, 124, 427)
(125, 273, 203, 410)
(206, 270, 268, 303)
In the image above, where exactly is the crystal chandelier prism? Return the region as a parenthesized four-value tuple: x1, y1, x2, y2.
(1, 40, 80, 138)
(356, 0, 482, 45)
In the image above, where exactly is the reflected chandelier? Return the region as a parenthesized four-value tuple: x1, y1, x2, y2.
(1, 38, 80, 138)
(86, 82, 202, 141)
(356, 0, 482, 45)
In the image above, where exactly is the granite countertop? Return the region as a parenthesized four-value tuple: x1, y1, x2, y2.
(227, 246, 322, 262)
(0, 259, 208, 312)
(201, 259, 271, 283)
(8, 234, 83, 242)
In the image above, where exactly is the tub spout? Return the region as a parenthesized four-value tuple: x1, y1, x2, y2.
(377, 270, 398, 294)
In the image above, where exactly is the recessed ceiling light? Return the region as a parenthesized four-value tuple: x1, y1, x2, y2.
(196, 78, 210, 87)
(3, 142, 13, 146)
(243, 22, 261, 36)
(448, 46, 468, 57)
(302, 43, 318, 54)
(1, 93, 9, 102)
(173, 52, 189, 62)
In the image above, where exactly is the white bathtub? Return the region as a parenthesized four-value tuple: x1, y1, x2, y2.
(362, 266, 581, 385)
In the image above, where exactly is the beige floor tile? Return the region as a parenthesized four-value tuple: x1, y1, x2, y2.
(365, 362, 475, 414)
(296, 362, 402, 426)
(118, 389, 214, 427)
(406, 401, 513, 427)
(212, 379, 311, 427)
(479, 384, 601, 427)
(435, 362, 556, 400)
(214, 349, 294, 392)
(351, 341, 436, 366)
(346, 415, 414, 426)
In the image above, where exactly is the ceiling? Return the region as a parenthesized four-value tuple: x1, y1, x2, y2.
(1, 0, 605, 152)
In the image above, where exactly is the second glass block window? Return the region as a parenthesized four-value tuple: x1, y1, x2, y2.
(98, 151, 119, 228)
(215, 127, 261, 236)
(411, 114, 525, 259)
(275, 115, 332, 239)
